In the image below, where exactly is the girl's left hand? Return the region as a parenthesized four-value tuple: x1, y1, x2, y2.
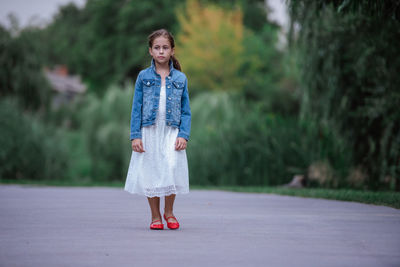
(175, 137, 187, 150)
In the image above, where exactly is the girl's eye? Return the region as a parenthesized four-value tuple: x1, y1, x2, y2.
(153, 46, 170, 50)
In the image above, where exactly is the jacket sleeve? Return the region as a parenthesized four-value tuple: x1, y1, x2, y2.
(177, 76, 191, 141)
(130, 73, 143, 140)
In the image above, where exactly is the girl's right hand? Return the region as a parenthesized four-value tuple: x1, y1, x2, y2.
(132, 139, 145, 153)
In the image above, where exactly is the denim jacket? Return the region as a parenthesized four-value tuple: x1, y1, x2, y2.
(130, 58, 191, 141)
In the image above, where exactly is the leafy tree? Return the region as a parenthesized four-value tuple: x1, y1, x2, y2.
(287, 0, 400, 190)
(0, 21, 50, 112)
(42, 3, 85, 76)
(0, 98, 68, 180)
(78, 85, 132, 181)
(38, 0, 268, 95)
(43, 0, 180, 95)
(198, 0, 267, 33)
(176, 0, 245, 93)
(176, 0, 291, 114)
(240, 24, 298, 115)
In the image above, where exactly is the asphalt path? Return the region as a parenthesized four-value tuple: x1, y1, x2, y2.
(0, 184, 399, 267)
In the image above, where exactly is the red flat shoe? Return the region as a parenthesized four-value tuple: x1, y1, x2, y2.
(150, 219, 164, 230)
(163, 214, 180, 229)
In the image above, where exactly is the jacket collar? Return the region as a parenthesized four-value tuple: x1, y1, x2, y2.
(151, 58, 175, 77)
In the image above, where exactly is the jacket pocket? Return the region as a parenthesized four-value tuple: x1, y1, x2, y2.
(143, 79, 155, 87)
(172, 81, 184, 97)
(142, 79, 154, 97)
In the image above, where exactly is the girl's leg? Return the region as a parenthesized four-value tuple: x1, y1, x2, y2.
(147, 196, 162, 224)
(164, 194, 178, 223)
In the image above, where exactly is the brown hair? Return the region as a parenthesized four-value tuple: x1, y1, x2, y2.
(148, 29, 182, 71)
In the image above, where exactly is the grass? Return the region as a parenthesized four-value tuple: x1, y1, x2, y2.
(1, 179, 399, 209)
(190, 185, 400, 210)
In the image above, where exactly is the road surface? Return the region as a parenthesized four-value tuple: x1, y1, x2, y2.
(0, 184, 399, 267)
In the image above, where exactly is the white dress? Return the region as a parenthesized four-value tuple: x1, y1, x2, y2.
(124, 85, 190, 197)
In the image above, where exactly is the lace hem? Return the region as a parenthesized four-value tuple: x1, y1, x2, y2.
(124, 184, 189, 198)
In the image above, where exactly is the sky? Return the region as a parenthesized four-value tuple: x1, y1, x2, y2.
(0, 0, 289, 28)
(265, 0, 290, 48)
(267, 0, 290, 30)
(0, 0, 290, 48)
(0, 0, 289, 47)
(0, 0, 86, 28)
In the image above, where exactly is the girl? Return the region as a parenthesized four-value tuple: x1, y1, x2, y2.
(124, 29, 191, 230)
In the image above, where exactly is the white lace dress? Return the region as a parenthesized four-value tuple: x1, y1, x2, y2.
(124, 85, 190, 197)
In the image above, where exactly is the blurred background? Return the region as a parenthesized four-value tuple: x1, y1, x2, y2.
(0, 0, 399, 192)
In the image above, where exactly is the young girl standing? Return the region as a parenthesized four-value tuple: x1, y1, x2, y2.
(124, 29, 191, 230)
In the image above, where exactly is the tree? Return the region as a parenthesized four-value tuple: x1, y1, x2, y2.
(176, 0, 244, 93)
(44, 0, 180, 95)
(287, 0, 400, 190)
(38, 0, 268, 95)
(0, 22, 51, 112)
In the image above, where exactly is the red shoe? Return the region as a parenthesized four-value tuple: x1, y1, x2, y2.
(163, 214, 180, 229)
(150, 219, 164, 230)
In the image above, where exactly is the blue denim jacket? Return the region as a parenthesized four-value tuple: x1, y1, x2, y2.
(130, 58, 191, 141)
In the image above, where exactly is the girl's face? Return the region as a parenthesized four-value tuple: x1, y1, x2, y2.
(149, 36, 174, 65)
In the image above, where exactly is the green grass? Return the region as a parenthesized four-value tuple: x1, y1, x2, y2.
(191, 185, 400, 210)
(1, 179, 399, 209)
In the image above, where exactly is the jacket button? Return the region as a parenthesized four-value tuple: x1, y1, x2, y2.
(168, 110, 171, 113)
(168, 97, 171, 100)
(167, 85, 171, 88)
(147, 82, 150, 85)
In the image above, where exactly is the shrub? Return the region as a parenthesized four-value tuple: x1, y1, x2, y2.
(78, 84, 132, 181)
(188, 91, 352, 187)
(0, 98, 68, 180)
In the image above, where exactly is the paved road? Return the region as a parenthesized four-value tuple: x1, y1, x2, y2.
(0, 185, 399, 267)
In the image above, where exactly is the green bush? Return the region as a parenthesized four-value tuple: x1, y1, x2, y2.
(188, 91, 352, 187)
(0, 98, 68, 180)
(288, 0, 400, 190)
(0, 25, 51, 112)
(78, 84, 132, 181)
(60, 130, 92, 183)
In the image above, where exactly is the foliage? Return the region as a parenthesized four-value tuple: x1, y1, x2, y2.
(198, 0, 267, 33)
(41, 0, 267, 95)
(78, 84, 133, 181)
(176, 0, 244, 94)
(0, 24, 51, 112)
(3, 0, 397, 192)
(188, 91, 352, 187)
(194, 185, 400, 209)
(0, 98, 68, 180)
(42, 0, 181, 95)
(176, 0, 293, 114)
(41, 3, 85, 77)
(240, 24, 299, 116)
(287, 0, 400, 190)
